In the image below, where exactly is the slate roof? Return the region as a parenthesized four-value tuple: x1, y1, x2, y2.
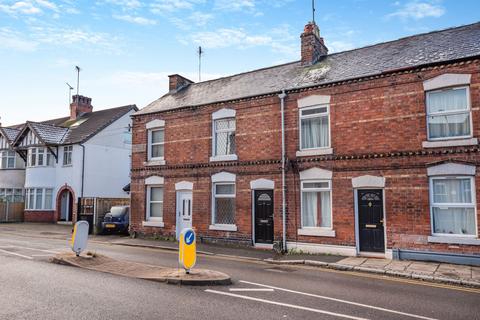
(14, 105, 137, 147)
(1, 127, 22, 143)
(137, 22, 480, 116)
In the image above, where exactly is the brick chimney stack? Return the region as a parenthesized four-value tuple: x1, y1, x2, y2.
(70, 95, 93, 120)
(301, 21, 328, 66)
(168, 74, 194, 93)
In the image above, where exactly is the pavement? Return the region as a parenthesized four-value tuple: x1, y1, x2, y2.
(1, 223, 480, 319)
(2, 223, 480, 288)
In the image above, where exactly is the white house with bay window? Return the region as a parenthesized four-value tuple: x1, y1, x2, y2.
(8, 95, 137, 223)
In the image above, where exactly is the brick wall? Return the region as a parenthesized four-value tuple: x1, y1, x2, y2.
(131, 59, 480, 254)
(24, 210, 55, 223)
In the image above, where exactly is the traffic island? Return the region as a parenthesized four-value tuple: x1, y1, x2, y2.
(51, 252, 232, 286)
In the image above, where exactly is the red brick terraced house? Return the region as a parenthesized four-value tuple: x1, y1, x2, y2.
(131, 21, 480, 265)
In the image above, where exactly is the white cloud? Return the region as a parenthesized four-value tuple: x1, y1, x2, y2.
(35, 0, 58, 11)
(113, 14, 156, 25)
(189, 11, 213, 26)
(214, 0, 255, 11)
(150, 0, 204, 13)
(386, 1, 445, 20)
(0, 1, 42, 15)
(102, 0, 142, 9)
(0, 27, 38, 51)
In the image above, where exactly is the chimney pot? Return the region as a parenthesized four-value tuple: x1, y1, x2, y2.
(70, 94, 93, 120)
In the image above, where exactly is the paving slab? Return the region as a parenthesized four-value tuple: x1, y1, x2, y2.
(406, 262, 439, 275)
(384, 260, 412, 272)
(51, 252, 231, 286)
(471, 266, 480, 281)
(337, 257, 367, 266)
(360, 258, 391, 269)
(435, 264, 472, 280)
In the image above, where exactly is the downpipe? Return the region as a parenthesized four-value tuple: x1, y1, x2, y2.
(278, 90, 287, 253)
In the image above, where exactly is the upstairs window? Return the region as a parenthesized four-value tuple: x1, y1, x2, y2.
(300, 105, 330, 150)
(430, 177, 476, 236)
(148, 128, 164, 161)
(0, 151, 15, 169)
(63, 146, 73, 166)
(214, 118, 236, 157)
(426, 87, 471, 140)
(27, 147, 53, 167)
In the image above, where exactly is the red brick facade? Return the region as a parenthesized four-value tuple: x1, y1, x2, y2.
(131, 59, 480, 258)
(24, 210, 55, 223)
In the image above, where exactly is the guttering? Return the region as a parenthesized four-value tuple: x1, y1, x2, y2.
(278, 90, 287, 253)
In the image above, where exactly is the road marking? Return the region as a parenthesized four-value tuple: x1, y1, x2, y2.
(229, 288, 274, 292)
(205, 289, 369, 320)
(0, 248, 33, 260)
(240, 280, 438, 320)
(6, 245, 61, 254)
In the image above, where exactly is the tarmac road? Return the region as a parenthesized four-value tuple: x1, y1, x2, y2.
(0, 229, 479, 320)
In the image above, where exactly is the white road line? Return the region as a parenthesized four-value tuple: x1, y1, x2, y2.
(229, 288, 274, 292)
(31, 254, 54, 257)
(4, 245, 61, 254)
(239, 280, 438, 320)
(0, 248, 33, 260)
(205, 289, 369, 320)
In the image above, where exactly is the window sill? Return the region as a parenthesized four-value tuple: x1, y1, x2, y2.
(145, 159, 166, 166)
(24, 209, 54, 212)
(428, 236, 480, 245)
(422, 138, 478, 148)
(209, 224, 238, 232)
(296, 148, 333, 157)
(62, 165, 73, 168)
(209, 154, 238, 162)
(298, 228, 335, 237)
(142, 221, 164, 228)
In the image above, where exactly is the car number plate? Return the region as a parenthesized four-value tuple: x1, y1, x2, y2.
(106, 224, 116, 228)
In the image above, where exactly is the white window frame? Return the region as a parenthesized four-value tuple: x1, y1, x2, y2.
(24, 187, 53, 210)
(298, 104, 331, 151)
(210, 108, 237, 162)
(146, 185, 164, 223)
(27, 147, 53, 168)
(426, 86, 472, 141)
(211, 182, 237, 230)
(62, 145, 73, 166)
(300, 180, 333, 230)
(0, 150, 16, 169)
(429, 176, 477, 238)
(147, 128, 165, 163)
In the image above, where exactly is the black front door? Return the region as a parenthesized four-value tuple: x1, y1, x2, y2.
(358, 189, 385, 253)
(254, 190, 274, 244)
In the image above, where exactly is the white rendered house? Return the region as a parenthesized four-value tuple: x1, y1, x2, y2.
(0, 126, 25, 202)
(11, 95, 137, 223)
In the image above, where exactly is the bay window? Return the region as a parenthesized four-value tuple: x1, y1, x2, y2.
(25, 188, 53, 210)
(426, 86, 471, 140)
(28, 148, 53, 167)
(430, 177, 476, 236)
(0, 151, 15, 169)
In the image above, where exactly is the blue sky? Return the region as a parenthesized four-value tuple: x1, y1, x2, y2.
(0, 0, 479, 126)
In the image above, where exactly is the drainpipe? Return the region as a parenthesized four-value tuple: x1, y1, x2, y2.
(278, 90, 287, 253)
(80, 144, 85, 198)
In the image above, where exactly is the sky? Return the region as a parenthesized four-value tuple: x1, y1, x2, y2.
(0, 0, 479, 126)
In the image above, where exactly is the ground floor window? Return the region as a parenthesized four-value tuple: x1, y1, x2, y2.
(212, 182, 236, 225)
(301, 180, 332, 228)
(25, 188, 53, 210)
(430, 177, 476, 236)
(147, 186, 164, 221)
(0, 188, 23, 202)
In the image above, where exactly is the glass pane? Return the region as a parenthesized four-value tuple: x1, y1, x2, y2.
(215, 118, 235, 131)
(151, 129, 164, 143)
(35, 189, 43, 209)
(302, 191, 331, 228)
(151, 145, 164, 158)
(28, 189, 34, 209)
(432, 207, 475, 235)
(215, 131, 235, 156)
(301, 107, 327, 116)
(428, 88, 467, 113)
(150, 187, 163, 202)
(214, 198, 235, 224)
(303, 182, 329, 189)
(44, 189, 53, 209)
(215, 184, 235, 195)
(150, 203, 163, 218)
(428, 113, 470, 139)
(301, 116, 329, 149)
(433, 179, 471, 203)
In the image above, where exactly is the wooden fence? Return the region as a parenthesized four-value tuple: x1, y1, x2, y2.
(78, 197, 130, 234)
(0, 202, 24, 222)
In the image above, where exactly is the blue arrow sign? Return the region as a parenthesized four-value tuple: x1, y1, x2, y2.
(184, 230, 195, 245)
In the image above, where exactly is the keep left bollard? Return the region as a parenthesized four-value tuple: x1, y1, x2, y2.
(70, 221, 89, 256)
(178, 228, 196, 274)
